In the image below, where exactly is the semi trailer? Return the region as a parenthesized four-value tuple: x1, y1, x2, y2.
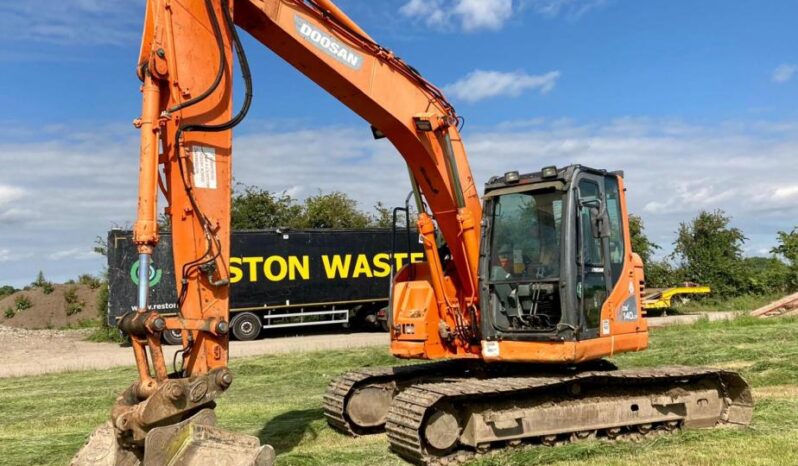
(107, 228, 422, 343)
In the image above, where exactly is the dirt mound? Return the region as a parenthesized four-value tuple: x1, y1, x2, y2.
(0, 284, 102, 329)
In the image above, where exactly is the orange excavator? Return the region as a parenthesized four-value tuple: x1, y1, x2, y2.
(73, 1, 753, 465)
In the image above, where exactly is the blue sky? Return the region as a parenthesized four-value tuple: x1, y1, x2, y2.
(0, 0, 796, 287)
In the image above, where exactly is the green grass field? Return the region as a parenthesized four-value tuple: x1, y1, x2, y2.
(673, 293, 782, 315)
(1, 316, 797, 466)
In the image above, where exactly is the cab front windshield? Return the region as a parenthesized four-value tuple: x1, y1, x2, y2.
(489, 190, 563, 281)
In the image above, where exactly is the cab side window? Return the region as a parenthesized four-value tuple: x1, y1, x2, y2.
(577, 180, 602, 266)
(604, 176, 625, 286)
(577, 179, 605, 330)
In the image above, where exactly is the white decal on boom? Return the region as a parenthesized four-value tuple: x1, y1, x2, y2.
(192, 145, 217, 189)
(295, 15, 363, 70)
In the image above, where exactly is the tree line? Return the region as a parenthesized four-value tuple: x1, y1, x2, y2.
(171, 184, 798, 297)
(631, 211, 798, 296)
(229, 184, 395, 230)
(156, 184, 396, 231)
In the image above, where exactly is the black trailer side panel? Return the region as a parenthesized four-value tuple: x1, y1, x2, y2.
(107, 231, 178, 326)
(107, 229, 422, 327)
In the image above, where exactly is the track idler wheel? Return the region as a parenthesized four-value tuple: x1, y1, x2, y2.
(423, 408, 461, 454)
(346, 384, 395, 430)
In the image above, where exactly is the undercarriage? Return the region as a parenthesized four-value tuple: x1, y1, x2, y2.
(325, 361, 753, 465)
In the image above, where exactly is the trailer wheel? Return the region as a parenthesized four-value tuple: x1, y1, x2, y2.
(162, 329, 183, 346)
(231, 312, 262, 341)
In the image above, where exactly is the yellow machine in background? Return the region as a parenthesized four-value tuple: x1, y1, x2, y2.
(642, 284, 711, 313)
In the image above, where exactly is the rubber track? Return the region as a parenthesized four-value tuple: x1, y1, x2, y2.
(324, 367, 396, 435)
(323, 360, 468, 435)
(385, 366, 752, 465)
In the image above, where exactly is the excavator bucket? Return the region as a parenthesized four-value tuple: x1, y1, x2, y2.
(72, 409, 275, 466)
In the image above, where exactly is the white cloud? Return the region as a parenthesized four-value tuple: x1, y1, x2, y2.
(0, 208, 41, 225)
(400, 0, 513, 32)
(233, 127, 400, 206)
(0, 249, 9, 262)
(0, 185, 39, 225)
(463, 118, 798, 259)
(454, 0, 514, 31)
(1, 118, 796, 287)
(0, 249, 32, 264)
(772, 63, 797, 83)
(773, 185, 798, 200)
(0, 125, 138, 286)
(0, 0, 143, 46)
(521, 0, 608, 19)
(0, 185, 25, 206)
(48, 247, 101, 261)
(444, 70, 561, 102)
(235, 118, 798, 264)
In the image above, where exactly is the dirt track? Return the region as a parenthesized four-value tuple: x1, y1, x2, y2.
(1, 311, 747, 378)
(0, 325, 389, 378)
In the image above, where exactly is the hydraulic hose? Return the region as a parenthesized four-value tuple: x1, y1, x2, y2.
(175, 0, 254, 303)
(164, 0, 226, 115)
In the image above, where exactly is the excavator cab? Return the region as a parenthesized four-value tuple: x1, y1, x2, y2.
(479, 165, 639, 353)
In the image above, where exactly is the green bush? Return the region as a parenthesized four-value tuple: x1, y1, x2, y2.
(4, 307, 14, 318)
(772, 227, 798, 291)
(63, 286, 84, 316)
(644, 260, 684, 288)
(96, 281, 109, 324)
(739, 257, 791, 295)
(230, 184, 387, 230)
(30, 271, 55, 294)
(0, 285, 17, 299)
(63, 286, 79, 304)
(32, 271, 47, 288)
(65, 302, 84, 316)
(41, 282, 55, 295)
(77, 274, 102, 289)
(14, 295, 31, 311)
(87, 280, 124, 343)
(672, 210, 748, 297)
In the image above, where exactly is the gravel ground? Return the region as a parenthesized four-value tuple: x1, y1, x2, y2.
(1, 311, 746, 379)
(0, 325, 389, 378)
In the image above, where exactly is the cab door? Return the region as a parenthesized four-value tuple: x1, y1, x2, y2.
(575, 174, 612, 339)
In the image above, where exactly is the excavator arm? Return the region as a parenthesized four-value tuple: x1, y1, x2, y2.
(135, 0, 483, 379)
(75, 1, 483, 464)
(73, 2, 755, 464)
(237, 1, 484, 344)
